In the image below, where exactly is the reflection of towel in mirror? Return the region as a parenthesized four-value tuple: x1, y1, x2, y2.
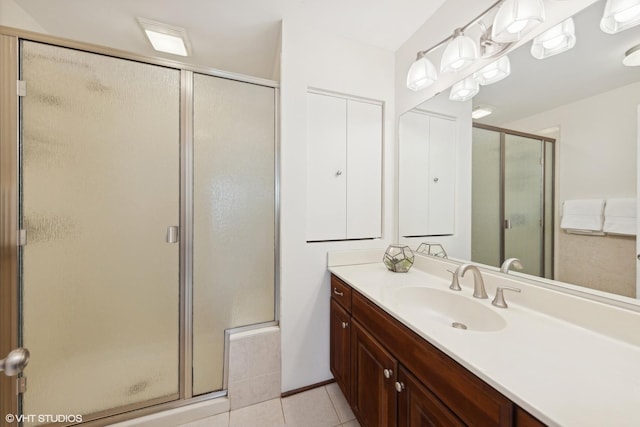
(560, 199, 604, 232)
(603, 198, 636, 236)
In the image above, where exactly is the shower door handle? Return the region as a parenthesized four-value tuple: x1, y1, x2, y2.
(166, 226, 179, 243)
(1, 348, 30, 376)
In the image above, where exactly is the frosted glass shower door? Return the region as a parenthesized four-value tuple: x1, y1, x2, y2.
(504, 134, 544, 277)
(471, 127, 501, 267)
(192, 74, 275, 395)
(20, 42, 180, 421)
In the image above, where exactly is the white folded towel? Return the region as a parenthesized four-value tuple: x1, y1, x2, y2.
(560, 199, 605, 232)
(603, 198, 636, 236)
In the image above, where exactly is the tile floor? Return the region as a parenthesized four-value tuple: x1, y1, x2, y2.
(178, 383, 360, 427)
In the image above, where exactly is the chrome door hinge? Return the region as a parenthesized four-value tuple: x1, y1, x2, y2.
(18, 229, 27, 246)
(17, 80, 26, 97)
(17, 376, 27, 394)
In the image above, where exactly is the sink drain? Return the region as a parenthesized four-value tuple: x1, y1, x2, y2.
(451, 322, 467, 330)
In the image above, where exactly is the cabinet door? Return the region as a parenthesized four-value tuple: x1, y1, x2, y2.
(399, 110, 430, 237)
(428, 116, 456, 234)
(307, 93, 347, 240)
(397, 366, 464, 427)
(346, 99, 382, 239)
(351, 320, 397, 427)
(330, 299, 351, 402)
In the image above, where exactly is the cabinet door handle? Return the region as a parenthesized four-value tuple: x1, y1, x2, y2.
(336, 170, 343, 176)
(395, 381, 405, 393)
(341, 321, 349, 329)
(433, 177, 439, 183)
(383, 368, 393, 379)
(333, 288, 344, 297)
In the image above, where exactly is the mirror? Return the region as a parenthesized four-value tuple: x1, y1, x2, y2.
(399, 0, 640, 301)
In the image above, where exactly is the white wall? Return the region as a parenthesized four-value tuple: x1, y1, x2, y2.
(279, 14, 396, 391)
(0, 0, 45, 32)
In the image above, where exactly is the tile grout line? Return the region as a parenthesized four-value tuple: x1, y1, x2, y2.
(279, 397, 288, 425)
(323, 385, 344, 426)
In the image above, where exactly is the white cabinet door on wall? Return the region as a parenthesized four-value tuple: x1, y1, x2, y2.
(399, 111, 456, 237)
(307, 91, 383, 241)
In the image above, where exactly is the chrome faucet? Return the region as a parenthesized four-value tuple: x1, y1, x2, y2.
(457, 264, 488, 299)
(500, 258, 523, 274)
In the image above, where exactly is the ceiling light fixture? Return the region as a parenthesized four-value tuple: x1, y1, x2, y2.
(623, 44, 640, 65)
(406, 52, 439, 91)
(474, 56, 511, 85)
(492, 0, 545, 43)
(449, 76, 480, 102)
(531, 17, 576, 59)
(601, 0, 640, 33)
(440, 29, 479, 73)
(138, 18, 191, 57)
(472, 105, 494, 119)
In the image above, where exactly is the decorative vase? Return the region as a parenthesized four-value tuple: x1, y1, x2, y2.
(383, 245, 415, 273)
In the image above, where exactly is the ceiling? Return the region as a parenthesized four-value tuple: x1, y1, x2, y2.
(13, 0, 448, 80)
(473, 0, 640, 126)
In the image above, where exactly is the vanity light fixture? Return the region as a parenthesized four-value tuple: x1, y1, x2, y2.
(492, 0, 545, 43)
(138, 18, 191, 56)
(405, 0, 507, 91)
(474, 56, 511, 85)
(531, 17, 576, 59)
(407, 52, 439, 91)
(440, 29, 479, 73)
(472, 105, 494, 119)
(449, 76, 480, 102)
(623, 44, 640, 65)
(601, 0, 640, 33)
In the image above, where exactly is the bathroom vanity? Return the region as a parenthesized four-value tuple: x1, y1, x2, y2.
(328, 250, 640, 427)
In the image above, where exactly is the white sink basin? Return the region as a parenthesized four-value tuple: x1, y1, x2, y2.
(388, 287, 506, 332)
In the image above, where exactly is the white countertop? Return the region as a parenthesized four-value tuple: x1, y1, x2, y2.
(329, 260, 640, 427)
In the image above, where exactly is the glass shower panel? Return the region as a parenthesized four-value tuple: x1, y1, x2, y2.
(193, 74, 275, 395)
(504, 134, 543, 276)
(20, 41, 180, 421)
(471, 127, 501, 267)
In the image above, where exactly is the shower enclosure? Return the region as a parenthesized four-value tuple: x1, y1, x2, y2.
(0, 33, 277, 426)
(471, 124, 554, 279)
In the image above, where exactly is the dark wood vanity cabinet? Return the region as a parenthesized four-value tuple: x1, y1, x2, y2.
(330, 276, 353, 401)
(351, 319, 398, 426)
(398, 365, 465, 427)
(329, 274, 546, 427)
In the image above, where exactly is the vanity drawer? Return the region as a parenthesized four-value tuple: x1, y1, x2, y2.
(331, 275, 352, 312)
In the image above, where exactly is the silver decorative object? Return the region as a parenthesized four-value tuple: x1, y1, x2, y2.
(416, 242, 447, 258)
(383, 245, 415, 273)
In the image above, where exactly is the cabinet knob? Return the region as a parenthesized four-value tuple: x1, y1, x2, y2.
(433, 177, 439, 183)
(383, 368, 393, 379)
(333, 288, 344, 297)
(336, 170, 343, 176)
(341, 321, 349, 329)
(395, 381, 405, 393)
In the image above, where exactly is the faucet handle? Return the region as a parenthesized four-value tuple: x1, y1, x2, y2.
(492, 286, 521, 308)
(447, 269, 461, 291)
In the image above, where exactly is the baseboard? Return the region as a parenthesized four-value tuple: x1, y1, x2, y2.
(280, 379, 336, 398)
